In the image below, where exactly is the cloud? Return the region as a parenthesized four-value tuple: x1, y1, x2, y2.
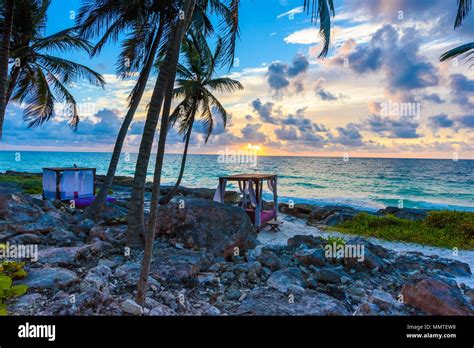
(367, 115, 421, 138)
(251, 99, 280, 124)
(330, 123, 365, 146)
(266, 53, 309, 93)
(315, 78, 338, 101)
(277, 6, 304, 19)
(287, 54, 309, 77)
(275, 126, 298, 141)
(266, 61, 290, 92)
(240, 123, 267, 143)
(449, 74, 474, 110)
(429, 113, 454, 129)
(457, 114, 474, 129)
(422, 93, 445, 104)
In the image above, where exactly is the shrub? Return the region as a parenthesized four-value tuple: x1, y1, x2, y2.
(0, 175, 42, 194)
(0, 260, 28, 316)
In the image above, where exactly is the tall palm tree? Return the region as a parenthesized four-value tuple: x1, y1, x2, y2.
(440, 0, 473, 66)
(76, 0, 176, 220)
(159, 35, 243, 205)
(127, 0, 336, 246)
(4, 0, 104, 130)
(0, 0, 16, 140)
(78, 0, 226, 220)
(133, 0, 336, 305)
(126, 0, 241, 246)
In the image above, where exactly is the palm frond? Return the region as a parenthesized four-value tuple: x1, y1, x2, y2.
(455, 0, 472, 28)
(440, 42, 474, 62)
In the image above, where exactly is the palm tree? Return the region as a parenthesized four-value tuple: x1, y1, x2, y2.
(126, 0, 241, 246)
(76, 0, 175, 220)
(440, 0, 472, 66)
(127, 0, 336, 246)
(159, 35, 243, 205)
(0, 0, 16, 140)
(3, 0, 105, 131)
(133, 0, 335, 305)
(77, 0, 228, 220)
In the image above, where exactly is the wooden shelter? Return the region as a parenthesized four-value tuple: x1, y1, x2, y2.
(42, 167, 96, 200)
(214, 174, 278, 231)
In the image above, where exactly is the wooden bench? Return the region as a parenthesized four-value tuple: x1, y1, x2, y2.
(266, 219, 283, 232)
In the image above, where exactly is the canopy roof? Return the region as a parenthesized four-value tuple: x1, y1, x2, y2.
(44, 167, 96, 172)
(219, 173, 276, 181)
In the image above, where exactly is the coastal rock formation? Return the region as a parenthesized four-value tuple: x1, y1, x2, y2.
(378, 206, 427, 221)
(154, 197, 257, 257)
(307, 206, 364, 226)
(401, 276, 473, 315)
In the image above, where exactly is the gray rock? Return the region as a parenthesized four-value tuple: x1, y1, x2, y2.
(0, 188, 44, 223)
(149, 303, 177, 316)
(267, 267, 306, 293)
(19, 267, 78, 289)
(237, 287, 350, 315)
(294, 248, 326, 266)
(369, 289, 397, 310)
(312, 266, 346, 284)
(257, 251, 283, 271)
(37, 245, 90, 266)
(121, 299, 143, 316)
(150, 248, 214, 284)
(154, 198, 257, 257)
(224, 287, 241, 301)
(115, 261, 141, 285)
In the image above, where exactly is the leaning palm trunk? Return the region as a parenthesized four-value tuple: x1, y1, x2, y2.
(82, 20, 164, 221)
(0, 0, 15, 141)
(135, 0, 195, 305)
(126, 23, 181, 246)
(159, 113, 195, 205)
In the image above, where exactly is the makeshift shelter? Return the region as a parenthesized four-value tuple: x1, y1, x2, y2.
(213, 174, 278, 231)
(43, 167, 96, 200)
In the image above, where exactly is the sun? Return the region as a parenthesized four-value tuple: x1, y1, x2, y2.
(245, 143, 263, 153)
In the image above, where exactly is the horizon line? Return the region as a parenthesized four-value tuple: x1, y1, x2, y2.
(0, 149, 472, 161)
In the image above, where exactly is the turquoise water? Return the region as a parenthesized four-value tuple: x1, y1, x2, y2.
(1, 151, 473, 212)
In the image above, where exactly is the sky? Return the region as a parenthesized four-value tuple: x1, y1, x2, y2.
(1, 0, 474, 159)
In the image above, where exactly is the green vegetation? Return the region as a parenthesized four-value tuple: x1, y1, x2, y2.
(335, 211, 474, 250)
(325, 236, 346, 247)
(0, 260, 28, 316)
(0, 175, 42, 194)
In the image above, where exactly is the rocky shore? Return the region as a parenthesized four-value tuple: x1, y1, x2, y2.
(0, 173, 473, 316)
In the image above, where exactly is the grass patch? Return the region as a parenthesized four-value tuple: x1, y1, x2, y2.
(335, 211, 474, 250)
(0, 175, 43, 194)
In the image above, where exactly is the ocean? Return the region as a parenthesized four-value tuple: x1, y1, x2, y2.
(1, 151, 473, 212)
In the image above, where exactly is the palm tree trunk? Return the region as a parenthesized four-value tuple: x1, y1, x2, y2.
(125, 22, 181, 246)
(135, 0, 195, 305)
(82, 19, 164, 221)
(159, 110, 196, 205)
(6, 65, 20, 104)
(0, 0, 15, 141)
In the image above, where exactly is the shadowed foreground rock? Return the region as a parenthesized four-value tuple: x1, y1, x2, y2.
(155, 198, 257, 257)
(237, 287, 350, 315)
(401, 277, 473, 315)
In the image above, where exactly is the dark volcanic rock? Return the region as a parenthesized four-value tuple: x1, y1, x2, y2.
(256, 251, 283, 271)
(287, 235, 326, 249)
(237, 287, 350, 315)
(378, 206, 427, 221)
(155, 198, 257, 257)
(293, 248, 326, 266)
(267, 267, 306, 293)
(401, 276, 473, 315)
(19, 267, 78, 289)
(307, 206, 361, 226)
(0, 187, 43, 223)
(150, 248, 214, 284)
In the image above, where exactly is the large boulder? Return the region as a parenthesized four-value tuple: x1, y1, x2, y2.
(0, 187, 43, 224)
(401, 277, 473, 315)
(237, 287, 349, 315)
(19, 267, 78, 289)
(155, 198, 257, 257)
(267, 267, 306, 293)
